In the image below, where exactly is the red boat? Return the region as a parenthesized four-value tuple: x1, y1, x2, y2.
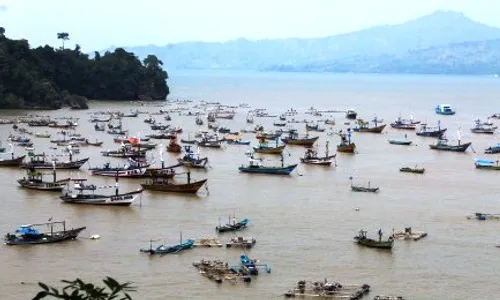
(167, 137, 182, 153)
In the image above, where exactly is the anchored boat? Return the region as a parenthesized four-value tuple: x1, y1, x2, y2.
(141, 171, 207, 193)
(399, 166, 425, 174)
(140, 232, 194, 255)
(281, 130, 318, 147)
(60, 178, 143, 206)
(216, 217, 249, 233)
(300, 141, 336, 166)
(20, 153, 88, 170)
(238, 153, 297, 175)
(17, 166, 70, 191)
(435, 104, 455, 115)
(475, 158, 500, 170)
(354, 229, 394, 250)
(4, 220, 86, 246)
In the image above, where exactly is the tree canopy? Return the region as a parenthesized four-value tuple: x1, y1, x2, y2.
(0, 31, 169, 109)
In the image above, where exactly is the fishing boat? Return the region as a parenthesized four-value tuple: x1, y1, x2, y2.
(239, 254, 271, 275)
(141, 171, 207, 193)
(0, 153, 26, 167)
(281, 130, 319, 147)
(216, 217, 249, 233)
(34, 132, 51, 138)
(305, 123, 325, 132)
(300, 141, 336, 165)
(435, 104, 455, 115)
(84, 139, 103, 146)
(142, 145, 180, 178)
(390, 116, 419, 130)
(253, 138, 285, 154)
(60, 178, 143, 206)
(399, 166, 425, 174)
(17, 166, 70, 191)
(101, 146, 148, 158)
(393, 227, 427, 241)
(94, 123, 105, 131)
(337, 129, 356, 153)
(4, 220, 86, 245)
(350, 177, 379, 192)
(429, 137, 471, 152)
(20, 153, 88, 170)
(246, 114, 254, 124)
(354, 229, 394, 250)
(466, 212, 500, 221)
(177, 145, 209, 169)
(345, 109, 357, 119)
(238, 153, 297, 175)
(256, 131, 281, 141)
(167, 137, 182, 153)
(353, 119, 386, 133)
(226, 136, 251, 145)
(226, 236, 256, 248)
(388, 139, 412, 146)
(197, 138, 222, 148)
(485, 144, 500, 154)
(474, 158, 500, 170)
(140, 232, 195, 255)
(89, 161, 149, 177)
(416, 121, 447, 137)
(470, 119, 497, 134)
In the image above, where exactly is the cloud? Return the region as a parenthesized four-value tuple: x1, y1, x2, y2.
(0, 4, 7, 12)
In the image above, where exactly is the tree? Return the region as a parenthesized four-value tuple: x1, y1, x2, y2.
(33, 277, 136, 300)
(0, 27, 5, 38)
(57, 32, 70, 49)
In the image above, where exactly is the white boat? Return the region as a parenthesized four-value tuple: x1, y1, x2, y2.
(60, 179, 143, 206)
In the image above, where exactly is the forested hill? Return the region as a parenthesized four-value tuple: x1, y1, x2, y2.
(0, 30, 169, 109)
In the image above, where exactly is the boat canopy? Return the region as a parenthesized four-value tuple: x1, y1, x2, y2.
(16, 225, 39, 235)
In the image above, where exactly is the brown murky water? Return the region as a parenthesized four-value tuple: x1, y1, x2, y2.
(1, 72, 500, 299)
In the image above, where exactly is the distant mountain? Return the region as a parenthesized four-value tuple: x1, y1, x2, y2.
(114, 10, 500, 74)
(269, 39, 500, 74)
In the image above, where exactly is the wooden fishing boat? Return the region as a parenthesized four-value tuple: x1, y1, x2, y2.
(85, 139, 103, 146)
(475, 159, 500, 170)
(390, 116, 419, 130)
(353, 119, 386, 133)
(470, 119, 497, 134)
(305, 123, 325, 132)
(94, 123, 105, 131)
(17, 168, 70, 191)
(89, 161, 149, 177)
(239, 153, 297, 175)
(197, 139, 222, 148)
(393, 227, 427, 241)
(256, 131, 282, 141)
(226, 236, 256, 248)
(226, 138, 251, 145)
(253, 138, 285, 154)
(177, 145, 209, 168)
(35, 132, 51, 138)
(20, 153, 88, 170)
(60, 179, 143, 206)
(167, 138, 182, 153)
(216, 217, 249, 233)
(0, 154, 26, 167)
(350, 177, 379, 192)
(416, 122, 447, 137)
(141, 171, 207, 193)
(101, 147, 148, 158)
(429, 139, 471, 152)
(354, 230, 394, 250)
(300, 141, 336, 166)
(337, 129, 356, 153)
(140, 233, 195, 255)
(281, 130, 318, 147)
(4, 220, 86, 245)
(399, 166, 425, 174)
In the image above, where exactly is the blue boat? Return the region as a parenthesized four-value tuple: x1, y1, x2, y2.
(485, 143, 500, 154)
(435, 104, 455, 115)
(475, 158, 500, 170)
(237, 254, 271, 276)
(239, 153, 297, 175)
(140, 232, 195, 255)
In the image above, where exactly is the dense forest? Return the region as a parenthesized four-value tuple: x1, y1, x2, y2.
(0, 28, 169, 109)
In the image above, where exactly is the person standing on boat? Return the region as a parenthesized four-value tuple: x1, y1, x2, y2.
(378, 229, 383, 241)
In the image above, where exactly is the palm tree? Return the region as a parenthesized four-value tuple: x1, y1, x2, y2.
(56, 32, 70, 49)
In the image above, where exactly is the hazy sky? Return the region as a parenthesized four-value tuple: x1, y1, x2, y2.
(1, 0, 499, 51)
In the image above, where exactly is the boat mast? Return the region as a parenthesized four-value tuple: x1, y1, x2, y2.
(325, 141, 329, 157)
(115, 171, 119, 196)
(159, 142, 164, 169)
(457, 129, 461, 146)
(52, 161, 56, 182)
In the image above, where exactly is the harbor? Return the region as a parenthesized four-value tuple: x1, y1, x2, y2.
(0, 72, 499, 299)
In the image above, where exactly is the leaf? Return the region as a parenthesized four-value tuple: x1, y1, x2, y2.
(38, 282, 49, 291)
(32, 291, 48, 300)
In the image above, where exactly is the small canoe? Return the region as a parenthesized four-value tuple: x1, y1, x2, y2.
(399, 167, 425, 174)
(389, 140, 412, 146)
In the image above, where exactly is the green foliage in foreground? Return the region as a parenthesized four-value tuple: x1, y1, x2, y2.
(33, 277, 136, 300)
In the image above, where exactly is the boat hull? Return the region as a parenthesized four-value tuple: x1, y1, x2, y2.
(253, 145, 285, 154)
(238, 164, 297, 175)
(354, 236, 394, 249)
(4, 227, 86, 245)
(388, 140, 412, 146)
(21, 158, 89, 170)
(429, 142, 471, 152)
(353, 124, 386, 133)
(281, 136, 318, 147)
(0, 155, 26, 167)
(17, 178, 70, 191)
(141, 179, 207, 193)
(300, 155, 335, 166)
(90, 167, 147, 177)
(337, 143, 356, 153)
(399, 168, 425, 174)
(60, 190, 142, 206)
